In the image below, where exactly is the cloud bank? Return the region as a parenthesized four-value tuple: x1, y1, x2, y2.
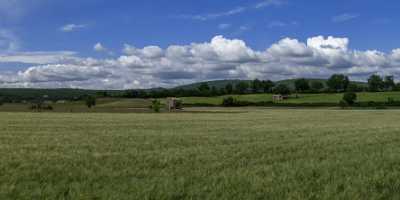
(1, 35, 400, 89)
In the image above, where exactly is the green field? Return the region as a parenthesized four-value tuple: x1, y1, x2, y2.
(182, 92, 400, 105)
(2, 109, 400, 199)
(1, 92, 400, 113)
(0, 98, 155, 113)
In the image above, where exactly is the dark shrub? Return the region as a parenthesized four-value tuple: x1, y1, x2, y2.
(273, 84, 291, 96)
(85, 95, 96, 108)
(151, 99, 162, 112)
(342, 92, 357, 105)
(175, 99, 183, 110)
(222, 97, 236, 107)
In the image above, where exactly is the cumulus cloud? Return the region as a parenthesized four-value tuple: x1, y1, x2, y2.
(1, 35, 400, 89)
(60, 24, 86, 32)
(94, 43, 107, 52)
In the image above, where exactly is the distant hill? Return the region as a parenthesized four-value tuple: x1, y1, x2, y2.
(275, 79, 368, 90)
(0, 88, 123, 101)
(174, 80, 253, 90)
(175, 79, 368, 90)
(0, 78, 368, 101)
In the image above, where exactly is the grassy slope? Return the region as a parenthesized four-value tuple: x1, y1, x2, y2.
(1, 109, 400, 199)
(182, 92, 400, 105)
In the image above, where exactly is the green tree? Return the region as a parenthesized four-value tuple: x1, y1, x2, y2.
(225, 83, 233, 94)
(327, 74, 350, 92)
(210, 86, 219, 96)
(274, 84, 291, 96)
(235, 82, 249, 94)
(219, 88, 227, 95)
(368, 74, 384, 92)
(294, 78, 310, 92)
(262, 80, 275, 93)
(342, 92, 357, 105)
(222, 96, 237, 107)
(198, 83, 210, 92)
(198, 83, 210, 96)
(251, 79, 263, 93)
(346, 83, 361, 92)
(383, 76, 395, 91)
(394, 83, 400, 91)
(311, 81, 324, 91)
(85, 95, 96, 108)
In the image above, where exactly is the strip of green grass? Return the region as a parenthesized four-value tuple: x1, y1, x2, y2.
(182, 92, 400, 105)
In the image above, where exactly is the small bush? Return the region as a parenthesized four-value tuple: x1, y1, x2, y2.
(151, 99, 162, 112)
(342, 92, 357, 105)
(175, 99, 183, 110)
(30, 103, 53, 111)
(222, 97, 236, 107)
(85, 95, 96, 108)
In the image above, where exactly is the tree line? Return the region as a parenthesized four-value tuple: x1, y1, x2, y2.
(120, 74, 400, 99)
(1, 74, 400, 104)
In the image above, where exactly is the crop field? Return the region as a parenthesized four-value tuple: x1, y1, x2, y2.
(1, 109, 400, 199)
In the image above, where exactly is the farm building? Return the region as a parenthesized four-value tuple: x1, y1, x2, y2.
(166, 97, 183, 111)
(272, 95, 289, 102)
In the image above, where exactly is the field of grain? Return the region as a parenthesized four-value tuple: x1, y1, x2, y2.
(1, 109, 400, 199)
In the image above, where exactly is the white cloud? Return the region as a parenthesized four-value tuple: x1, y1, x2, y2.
(178, 0, 285, 21)
(94, 43, 107, 52)
(180, 7, 246, 21)
(0, 51, 77, 64)
(255, 0, 286, 9)
(2, 35, 400, 89)
(332, 13, 360, 23)
(60, 24, 86, 32)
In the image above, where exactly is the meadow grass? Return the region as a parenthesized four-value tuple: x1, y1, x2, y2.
(182, 91, 400, 105)
(1, 109, 400, 199)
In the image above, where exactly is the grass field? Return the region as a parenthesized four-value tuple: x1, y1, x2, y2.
(182, 92, 400, 105)
(0, 98, 155, 113)
(1, 109, 400, 199)
(1, 92, 400, 113)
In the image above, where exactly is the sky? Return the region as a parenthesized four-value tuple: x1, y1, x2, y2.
(1, 0, 400, 89)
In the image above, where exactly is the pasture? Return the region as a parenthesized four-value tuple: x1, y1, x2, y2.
(182, 91, 400, 105)
(1, 92, 400, 113)
(1, 109, 400, 199)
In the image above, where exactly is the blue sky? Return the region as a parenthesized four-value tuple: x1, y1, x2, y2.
(1, 0, 400, 89)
